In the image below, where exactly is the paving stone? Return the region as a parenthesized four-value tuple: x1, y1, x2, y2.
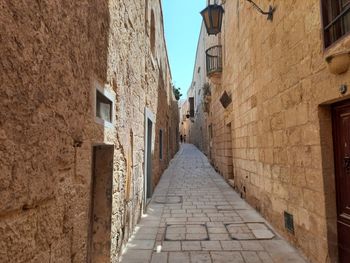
(168, 252, 190, 263)
(220, 241, 242, 251)
(181, 241, 202, 251)
(133, 232, 158, 240)
(120, 250, 153, 263)
(269, 252, 308, 263)
(247, 223, 268, 231)
(211, 251, 244, 263)
(166, 233, 186, 241)
(186, 224, 207, 234)
(151, 252, 168, 263)
(161, 241, 181, 251)
(260, 240, 296, 253)
(186, 233, 209, 240)
(207, 227, 228, 234)
(251, 229, 275, 239)
(257, 251, 274, 263)
(190, 252, 212, 263)
(201, 241, 222, 251)
(240, 241, 265, 251)
(127, 240, 155, 250)
(241, 251, 262, 263)
(208, 233, 231, 241)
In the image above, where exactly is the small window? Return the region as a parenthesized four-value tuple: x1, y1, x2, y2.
(284, 211, 295, 234)
(159, 129, 163, 160)
(209, 124, 213, 139)
(96, 90, 112, 123)
(321, 0, 350, 47)
(150, 11, 156, 56)
(189, 97, 195, 117)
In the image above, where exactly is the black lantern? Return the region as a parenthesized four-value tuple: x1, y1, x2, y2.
(200, 3, 224, 35)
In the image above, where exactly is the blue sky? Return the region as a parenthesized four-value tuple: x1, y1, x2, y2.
(162, 0, 206, 97)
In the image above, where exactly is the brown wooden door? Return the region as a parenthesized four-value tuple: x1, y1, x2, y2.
(332, 101, 350, 262)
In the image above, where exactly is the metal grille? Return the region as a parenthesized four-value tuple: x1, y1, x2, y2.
(284, 211, 295, 234)
(322, 0, 350, 47)
(206, 45, 222, 76)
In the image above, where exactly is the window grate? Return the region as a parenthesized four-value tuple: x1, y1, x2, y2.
(322, 0, 350, 47)
(284, 211, 295, 234)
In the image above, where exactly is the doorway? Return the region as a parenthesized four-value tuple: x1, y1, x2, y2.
(332, 100, 350, 262)
(224, 123, 234, 180)
(146, 119, 153, 199)
(144, 108, 155, 209)
(88, 145, 114, 263)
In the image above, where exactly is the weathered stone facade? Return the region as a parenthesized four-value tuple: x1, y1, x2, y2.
(0, 0, 178, 262)
(185, 24, 210, 156)
(186, 0, 350, 262)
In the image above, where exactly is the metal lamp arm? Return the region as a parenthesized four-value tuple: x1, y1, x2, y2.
(245, 0, 274, 20)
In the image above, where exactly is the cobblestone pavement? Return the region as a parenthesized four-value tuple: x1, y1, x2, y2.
(120, 144, 307, 263)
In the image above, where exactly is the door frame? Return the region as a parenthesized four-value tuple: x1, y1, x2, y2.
(87, 144, 114, 263)
(332, 99, 350, 261)
(144, 107, 155, 212)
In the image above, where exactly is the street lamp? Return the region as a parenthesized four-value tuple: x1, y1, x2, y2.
(200, 1, 225, 35)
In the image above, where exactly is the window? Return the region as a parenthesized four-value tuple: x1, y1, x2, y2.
(322, 0, 350, 47)
(209, 124, 213, 139)
(96, 90, 112, 123)
(150, 11, 156, 56)
(189, 97, 195, 117)
(159, 129, 163, 160)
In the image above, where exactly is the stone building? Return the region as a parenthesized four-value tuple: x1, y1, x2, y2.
(179, 100, 189, 142)
(185, 24, 211, 156)
(0, 0, 178, 262)
(187, 0, 350, 262)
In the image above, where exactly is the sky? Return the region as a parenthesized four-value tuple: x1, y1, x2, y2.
(162, 0, 206, 98)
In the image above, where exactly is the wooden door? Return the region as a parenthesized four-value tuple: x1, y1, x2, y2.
(332, 101, 350, 262)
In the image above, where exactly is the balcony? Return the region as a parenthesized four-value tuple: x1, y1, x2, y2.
(206, 45, 222, 77)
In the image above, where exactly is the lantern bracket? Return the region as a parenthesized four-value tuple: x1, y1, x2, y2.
(246, 0, 275, 21)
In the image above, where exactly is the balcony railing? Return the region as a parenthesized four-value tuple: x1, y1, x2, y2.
(206, 45, 222, 76)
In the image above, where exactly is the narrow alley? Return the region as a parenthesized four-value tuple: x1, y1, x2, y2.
(120, 144, 306, 263)
(3, 0, 350, 262)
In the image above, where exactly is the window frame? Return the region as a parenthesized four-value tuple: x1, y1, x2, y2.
(321, 0, 350, 49)
(93, 83, 116, 128)
(96, 90, 113, 123)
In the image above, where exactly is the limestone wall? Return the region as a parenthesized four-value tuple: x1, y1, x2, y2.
(187, 24, 211, 156)
(0, 0, 178, 262)
(207, 0, 350, 262)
